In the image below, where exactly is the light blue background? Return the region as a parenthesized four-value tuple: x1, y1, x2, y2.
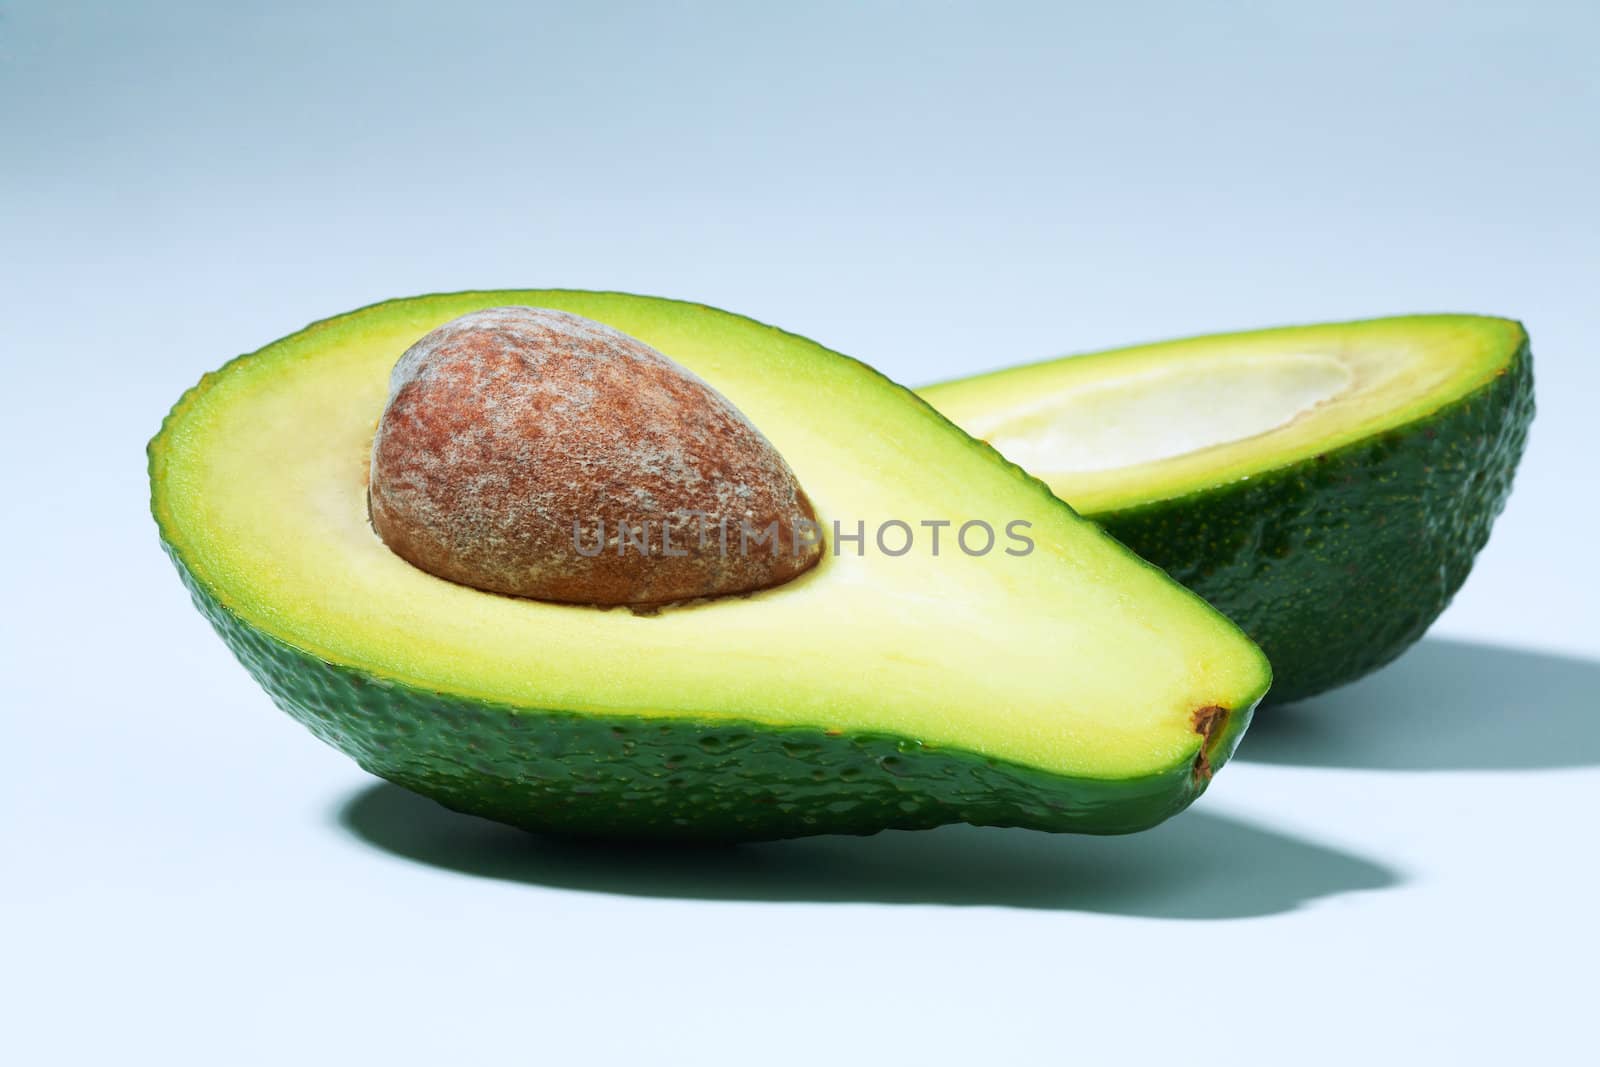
(4, 2, 1597, 1063)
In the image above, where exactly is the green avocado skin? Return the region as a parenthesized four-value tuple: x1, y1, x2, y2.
(161, 542, 1247, 842)
(1093, 341, 1533, 706)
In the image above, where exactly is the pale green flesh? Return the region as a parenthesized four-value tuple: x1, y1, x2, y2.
(923, 315, 1521, 515)
(152, 291, 1270, 782)
(987, 351, 1354, 475)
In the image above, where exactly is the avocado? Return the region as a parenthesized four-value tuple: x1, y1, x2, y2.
(149, 290, 1270, 841)
(921, 315, 1533, 705)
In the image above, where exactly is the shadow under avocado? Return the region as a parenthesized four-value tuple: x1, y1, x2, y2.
(338, 783, 1395, 918)
(1239, 638, 1600, 771)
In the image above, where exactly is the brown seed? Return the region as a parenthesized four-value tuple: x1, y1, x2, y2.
(368, 307, 823, 606)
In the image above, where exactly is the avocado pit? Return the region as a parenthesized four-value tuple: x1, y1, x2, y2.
(368, 306, 823, 606)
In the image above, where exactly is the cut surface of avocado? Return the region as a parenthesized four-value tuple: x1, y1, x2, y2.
(983, 350, 1354, 480)
(149, 291, 1270, 841)
(923, 314, 1533, 705)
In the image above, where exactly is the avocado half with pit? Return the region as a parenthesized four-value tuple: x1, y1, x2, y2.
(149, 290, 1270, 841)
(922, 315, 1533, 705)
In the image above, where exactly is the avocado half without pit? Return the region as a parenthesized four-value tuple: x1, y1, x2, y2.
(922, 315, 1534, 705)
(149, 291, 1270, 842)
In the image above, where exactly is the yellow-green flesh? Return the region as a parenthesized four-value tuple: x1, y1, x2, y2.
(925, 315, 1521, 515)
(154, 291, 1269, 783)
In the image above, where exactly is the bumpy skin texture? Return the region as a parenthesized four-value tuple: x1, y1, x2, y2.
(162, 539, 1242, 841)
(370, 307, 821, 606)
(1093, 342, 1534, 705)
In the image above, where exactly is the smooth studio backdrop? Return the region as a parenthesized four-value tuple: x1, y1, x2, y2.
(4, 3, 1597, 1064)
